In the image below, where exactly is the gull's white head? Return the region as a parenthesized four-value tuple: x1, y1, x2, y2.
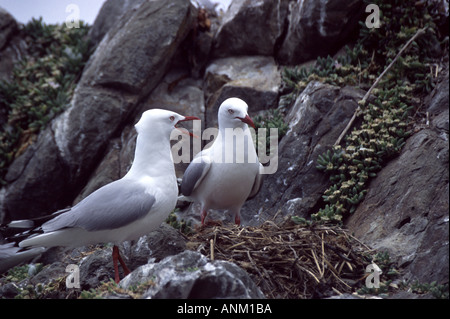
(218, 97, 255, 130)
(135, 109, 199, 136)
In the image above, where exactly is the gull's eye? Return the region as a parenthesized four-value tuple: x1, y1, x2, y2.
(169, 115, 175, 122)
(228, 109, 234, 115)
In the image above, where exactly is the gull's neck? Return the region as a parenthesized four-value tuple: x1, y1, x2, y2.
(213, 124, 257, 163)
(216, 123, 253, 145)
(124, 132, 175, 179)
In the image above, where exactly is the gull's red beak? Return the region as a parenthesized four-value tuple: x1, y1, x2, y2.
(176, 116, 200, 137)
(179, 116, 200, 122)
(236, 114, 255, 128)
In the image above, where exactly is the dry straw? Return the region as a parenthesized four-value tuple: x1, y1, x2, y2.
(187, 218, 373, 298)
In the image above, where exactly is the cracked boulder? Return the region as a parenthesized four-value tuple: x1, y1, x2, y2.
(203, 56, 281, 128)
(276, 0, 363, 65)
(0, 7, 17, 51)
(119, 250, 265, 299)
(76, 223, 187, 290)
(212, 0, 289, 58)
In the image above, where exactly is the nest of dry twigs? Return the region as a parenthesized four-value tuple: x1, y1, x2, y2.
(186, 218, 374, 298)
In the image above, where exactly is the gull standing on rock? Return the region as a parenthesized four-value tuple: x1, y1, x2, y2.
(19, 109, 199, 283)
(180, 97, 263, 225)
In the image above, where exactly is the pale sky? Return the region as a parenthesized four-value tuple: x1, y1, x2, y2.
(0, 0, 106, 24)
(0, 0, 233, 25)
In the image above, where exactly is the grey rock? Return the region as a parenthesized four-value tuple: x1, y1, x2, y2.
(0, 7, 17, 50)
(88, 0, 146, 46)
(78, 223, 187, 289)
(78, 248, 115, 289)
(179, 4, 222, 78)
(277, 0, 363, 65)
(0, 8, 26, 126)
(203, 56, 281, 127)
(426, 63, 449, 133)
(326, 293, 364, 299)
(0, 282, 19, 299)
(176, 201, 230, 226)
(83, 0, 197, 94)
(0, 34, 27, 83)
(385, 291, 435, 299)
(140, 68, 205, 121)
(119, 250, 265, 299)
(1, 127, 73, 220)
(122, 223, 187, 270)
(73, 125, 137, 205)
(427, 69, 449, 116)
(212, 0, 289, 58)
(29, 261, 66, 287)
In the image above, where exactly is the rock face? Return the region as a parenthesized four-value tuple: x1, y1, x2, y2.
(346, 68, 449, 286)
(119, 250, 265, 299)
(0, 8, 27, 125)
(212, 0, 289, 58)
(204, 56, 281, 127)
(211, 0, 364, 64)
(87, 0, 146, 46)
(83, 0, 195, 94)
(0, 7, 17, 51)
(77, 223, 187, 290)
(277, 0, 363, 65)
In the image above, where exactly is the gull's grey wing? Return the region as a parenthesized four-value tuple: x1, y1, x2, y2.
(43, 180, 155, 232)
(180, 156, 211, 196)
(247, 163, 264, 200)
(0, 243, 45, 274)
(6, 208, 70, 230)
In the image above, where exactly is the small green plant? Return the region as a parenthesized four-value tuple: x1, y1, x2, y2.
(79, 278, 155, 299)
(4, 263, 43, 283)
(281, 0, 447, 222)
(254, 109, 289, 156)
(410, 281, 449, 299)
(0, 17, 92, 184)
(291, 215, 313, 226)
(357, 251, 400, 296)
(166, 209, 193, 235)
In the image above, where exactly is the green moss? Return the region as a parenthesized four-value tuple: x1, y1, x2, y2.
(166, 209, 193, 235)
(0, 17, 93, 184)
(410, 281, 449, 299)
(253, 109, 289, 156)
(356, 251, 400, 296)
(3, 263, 43, 283)
(79, 278, 155, 299)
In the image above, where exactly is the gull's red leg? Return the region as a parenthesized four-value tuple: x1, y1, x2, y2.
(112, 245, 131, 283)
(235, 213, 241, 225)
(117, 251, 131, 276)
(201, 208, 208, 225)
(112, 245, 121, 283)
